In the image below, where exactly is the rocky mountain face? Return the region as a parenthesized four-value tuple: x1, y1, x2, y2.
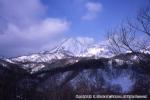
(0, 38, 150, 100)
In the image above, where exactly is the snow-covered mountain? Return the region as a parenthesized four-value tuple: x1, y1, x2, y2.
(0, 38, 150, 99)
(6, 37, 150, 73)
(49, 38, 91, 56)
(9, 38, 112, 63)
(2, 38, 113, 72)
(81, 44, 112, 58)
(10, 51, 72, 63)
(140, 46, 150, 54)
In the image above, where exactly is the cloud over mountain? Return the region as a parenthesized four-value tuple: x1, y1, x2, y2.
(0, 0, 70, 57)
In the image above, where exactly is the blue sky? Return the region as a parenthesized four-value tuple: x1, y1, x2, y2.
(0, 0, 149, 57)
(42, 0, 149, 40)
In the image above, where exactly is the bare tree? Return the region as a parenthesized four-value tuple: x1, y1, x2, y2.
(127, 7, 150, 37)
(137, 7, 150, 37)
(107, 24, 138, 54)
(107, 6, 150, 61)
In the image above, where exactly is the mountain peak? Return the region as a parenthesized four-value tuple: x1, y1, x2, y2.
(8, 37, 112, 64)
(49, 37, 94, 56)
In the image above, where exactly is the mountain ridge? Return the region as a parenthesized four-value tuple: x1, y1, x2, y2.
(8, 38, 111, 63)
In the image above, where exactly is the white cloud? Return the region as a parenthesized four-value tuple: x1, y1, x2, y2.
(0, 0, 46, 26)
(5, 18, 70, 39)
(81, 2, 103, 20)
(86, 2, 102, 12)
(0, 0, 70, 57)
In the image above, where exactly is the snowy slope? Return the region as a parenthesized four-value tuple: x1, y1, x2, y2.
(8, 38, 112, 64)
(140, 46, 150, 54)
(11, 51, 72, 63)
(49, 38, 92, 56)
(49, 38, 112, 58)
(81, 44, 112, 58)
